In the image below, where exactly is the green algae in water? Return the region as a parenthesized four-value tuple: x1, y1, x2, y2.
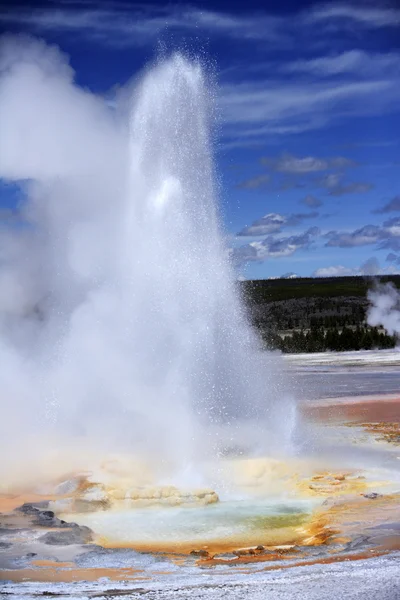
(246, 512, 309, 530)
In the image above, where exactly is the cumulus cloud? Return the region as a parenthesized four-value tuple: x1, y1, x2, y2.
(316, 172, 374, 196)
(317, 173, 342, 189)
(325, 225, 382, 248)
(313, 265, 357, 277)
(379, 238, 400, 252)
(301, 194, 322, 208)
(260, 153, 356, 174)
(326, 216, 400, 250)
(233, 226, 320, 265)
(313, 257, 395, 278)
(316, 172, 373, 196)
(383, 216, 400, 237)
(236, 174, 270, 190)
(237, 213, 285, 236)
(373, 195, 400, 214)
(285, 211, 319, 226)
(237, 211, 318, 237)
(328, 182, 374, 197)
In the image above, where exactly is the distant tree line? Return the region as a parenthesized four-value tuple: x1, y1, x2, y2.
(240, 276, 400, 354)
(261, 326, 396, 354)
(254, 303, 367, 332)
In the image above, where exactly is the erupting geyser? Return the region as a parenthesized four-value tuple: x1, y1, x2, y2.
(0, 37, 292, 489)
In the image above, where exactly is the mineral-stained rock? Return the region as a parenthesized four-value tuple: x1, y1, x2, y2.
(233, 548, 254, 557)
(16, 502, 49, 515)
(363, 492, 381, 500)
(15, 504, 76, 529)
(39, 525, 93, 546)
(190, 549, 210, 558)
(49, 483, 111, 514)
(112, 486, 219, 507)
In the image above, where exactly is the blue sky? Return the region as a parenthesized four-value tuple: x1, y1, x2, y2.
(0, 0, 399, 279)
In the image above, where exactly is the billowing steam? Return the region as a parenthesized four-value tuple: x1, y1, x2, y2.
(0, 35, 291, 489)
(367, 283, 400, 340)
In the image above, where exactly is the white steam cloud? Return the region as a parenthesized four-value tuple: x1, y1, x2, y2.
(0, 34, 131, 485)
(0, 35, 290, 490)
(367, 283, 400, 339)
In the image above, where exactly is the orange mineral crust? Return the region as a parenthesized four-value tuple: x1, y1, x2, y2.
(0, 567, 148, 583)
(303, 395, 400, 424)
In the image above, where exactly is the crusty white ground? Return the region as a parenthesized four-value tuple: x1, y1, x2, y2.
(1, 554, 399, 599)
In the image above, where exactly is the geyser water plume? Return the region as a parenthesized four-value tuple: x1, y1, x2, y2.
(0, 36, 292, 489)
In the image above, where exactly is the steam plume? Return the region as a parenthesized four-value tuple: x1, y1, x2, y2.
(0, 35, 290, 489)
(367, 283, 400, 339)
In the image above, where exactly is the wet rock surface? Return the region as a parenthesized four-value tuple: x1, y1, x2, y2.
(0, 502, 95, 570)
(39, 525, 93, 546)
(363, 492, 381, 499)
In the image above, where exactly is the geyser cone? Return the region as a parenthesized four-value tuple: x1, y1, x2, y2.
(0, 42, 293, 489)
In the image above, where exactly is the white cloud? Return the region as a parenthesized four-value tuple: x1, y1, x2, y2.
(220, 77, 398, 145)
(221, 79, 393, 125)
(328, 182, 374, 196)
(313, 265, 356, 277)
(283, 50, 400, 77)
(301, 195, 323, 208)
(373, 196, 400, 214)
(261, 153, 328, 173)
(236, 174, 270, 190)
(0, 5, 286, 48)
(2, 5, 400, 146)
(317, 173, 342, 189)
(384, 217, 400, 237)
(237, 213, 285, 237)
(313, 258, 398, 278)
(316, 173, 373, 196)
(325, 218, 400, 249)
(2, 3, 399, 51)
(261, 153, 357, 174)
(325, 225, 382, 248)
(233, 227, 320, 265)
(307, 4, 400, 28)
(237, 211, 319, 237)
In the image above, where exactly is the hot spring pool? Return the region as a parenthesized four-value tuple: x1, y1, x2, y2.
(62, 498, 318, 553)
